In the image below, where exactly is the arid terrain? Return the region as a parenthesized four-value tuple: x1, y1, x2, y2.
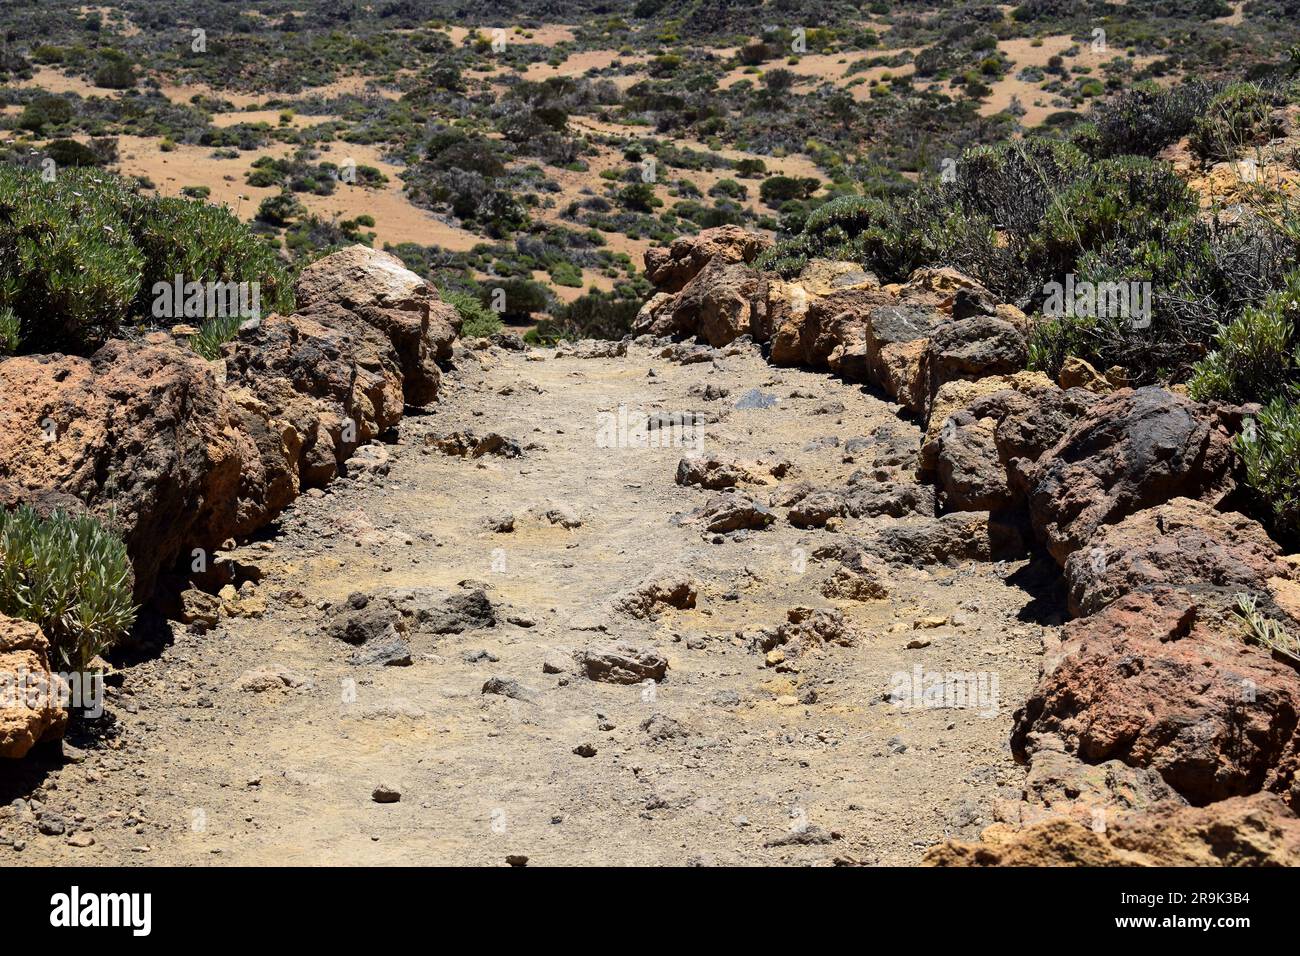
(4, 1, 1300, 874)
(4, 336, 1049, 865)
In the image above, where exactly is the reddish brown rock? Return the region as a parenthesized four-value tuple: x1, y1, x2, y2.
(0, 341, 244, 599)
(1064, 498, 1294, 618)
(643, 225, 772, 294)
(766, 262, 891, 369)
(0, 615, 68, 759)
(1012, 587, 1300, 809)
(0, 247, 454, 603)
(924, 793, 1300, 866)
(294, 245, 460, 405)
(1025, 387, 1240, 565)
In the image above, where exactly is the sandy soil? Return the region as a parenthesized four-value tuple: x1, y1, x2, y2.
(980, 35, 1164, 126)
(3, 340, 1052, 866)
(108, 134, 483, 251)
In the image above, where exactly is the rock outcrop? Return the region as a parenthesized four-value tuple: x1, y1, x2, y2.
(0, 341, 244, 600)
(1063, 498, 1295, 618)
(0, 615, 67, 759)
(635, 234, 1031, 419)
(0, 245, 458, 602)
(642, 225, 772, 295)
(1013, 587, 1300, 810)
(925, 792, 1300, 866)
(1025, 387, 1241, 565)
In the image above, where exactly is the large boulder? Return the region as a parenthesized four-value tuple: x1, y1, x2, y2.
(222, 309, 406, 498)
(0, 615, 67, 759)
(996, 386, 1101, 497)
(0, 342, 245, 599)
(924, 793, 1300, 866)
(921, 316, 1028, 413)
(920, 372, 1055, 471)
(1064, 498, 1295, 618)
(643, 225, 772, 294)
(928, 382, 1096, 513)
(1012, 587, 1300, 809)
(831, 303, 939, 411)
(766, 262, 891, 368)
(636, 257, 768, 347)
(1025, 387, 1241, 565)
(294, 245, 460, 405)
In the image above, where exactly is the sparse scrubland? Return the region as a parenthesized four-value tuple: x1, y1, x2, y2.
(3, 0, 1300, 872)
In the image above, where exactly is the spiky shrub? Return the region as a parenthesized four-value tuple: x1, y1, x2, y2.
(1230, 398, 1300, 545)
(0, 307, 18, 355)
(1189, 271, 1300, 405)
(189, 313, 243, 361)
(1084, 79, 1217, 159)
(1233, 592, 1300, 665)
(0, 506, 136, 671)
(953, 139, 1088, 239)
(1189, 83, 1282, 164)
(443, 288, 501, 338)
(0, 165, 291, 355)
(0, 165, 144, 353)
(131, 196, 294, 320)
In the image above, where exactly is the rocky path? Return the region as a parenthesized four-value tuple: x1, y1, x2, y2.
(5, 339, 1056, 865)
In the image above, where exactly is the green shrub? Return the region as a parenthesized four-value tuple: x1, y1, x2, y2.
(0, 308, 19, 355)
(1188, 271, 1300, 405)
(0, 165, 144, 353)
(43, 139, 103, 168)
(256, 190, 306, 227)
(132, 197, 294, 320)
(756, 189, 989, 283)
(443, 288, 501, 338)
(1235, 397, 1300, 545)
(1025, 156, 1197, 282)
(955, 139, 1089, 241)
(1084, 80, 1216, 159)
(1028, 211, 1295, 384)
(93, 58, 136, 90)
(0, 506, 136, 671)
(190, 313, 243, 361)
(1189, 83, 1282, 163)
(549, 260, 583, 287)
(528, 291, 641, 343)
(17, 94, 74, 133)
(0, 165, 292, 355)
(760, 175, 819, 206)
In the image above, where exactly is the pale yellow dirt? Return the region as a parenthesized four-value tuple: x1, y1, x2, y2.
(980, 35, 1165, 126)
(5, 342, 1049, 866)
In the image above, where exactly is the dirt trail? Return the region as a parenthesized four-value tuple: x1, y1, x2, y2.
(5, 341, 1054, 866)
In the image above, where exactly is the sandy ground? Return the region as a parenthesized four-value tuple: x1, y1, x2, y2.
(108, 134, 484, 251)
(2, 340, 1052, 866)
(979, 35, 1164, 126)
